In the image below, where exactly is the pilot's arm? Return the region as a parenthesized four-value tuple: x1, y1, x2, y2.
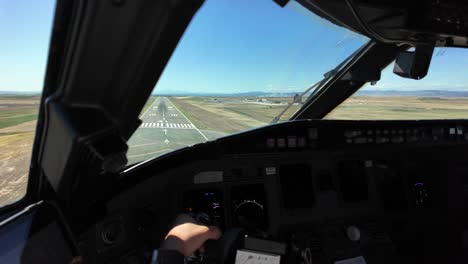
(153, 215, 222, 264)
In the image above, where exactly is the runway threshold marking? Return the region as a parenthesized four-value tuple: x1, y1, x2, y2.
(139, 122, 196, 129)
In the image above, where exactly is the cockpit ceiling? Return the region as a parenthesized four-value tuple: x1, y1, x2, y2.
(297, 0, 468, 47)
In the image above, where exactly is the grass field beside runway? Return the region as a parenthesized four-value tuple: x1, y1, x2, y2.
(0, 114, 38, 130)
(0, 95, 39, 207)
(325, 96, 468, 120)
(0, 96, 40, 129)
(170, 96, 300, 133)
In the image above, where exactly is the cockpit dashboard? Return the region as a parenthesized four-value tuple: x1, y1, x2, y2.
(82, 119, 467, 263)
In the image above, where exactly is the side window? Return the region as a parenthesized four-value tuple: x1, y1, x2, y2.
(326, 47, 468, 120)
(0, 1, 55, 206)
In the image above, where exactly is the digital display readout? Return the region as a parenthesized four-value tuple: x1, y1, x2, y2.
(182, 189, 224, 227)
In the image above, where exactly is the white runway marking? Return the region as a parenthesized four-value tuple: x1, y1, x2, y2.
(140, 122, 197, 129)
(139, 97, 202, 133)
(139, 98, 157, 118)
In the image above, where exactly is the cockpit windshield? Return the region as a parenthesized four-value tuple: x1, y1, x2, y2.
(126, 0, 369, 165)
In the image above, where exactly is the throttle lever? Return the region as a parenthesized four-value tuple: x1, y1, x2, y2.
(202, 228, 245, 264)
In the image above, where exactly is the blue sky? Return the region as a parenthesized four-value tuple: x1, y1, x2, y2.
(365, 47, 468, 91)
(156, 0, 366, 94)
(0, 0, 467, 93)
(0, 0, 55, 92)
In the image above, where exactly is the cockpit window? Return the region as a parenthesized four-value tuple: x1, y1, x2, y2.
(0, 0, 55, 206)
(326, 47, 468, 120)
(127, 0, 368, 165)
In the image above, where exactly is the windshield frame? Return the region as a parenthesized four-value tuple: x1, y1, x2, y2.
(291, 41, 408, 120)
(125, 0, 373, 167)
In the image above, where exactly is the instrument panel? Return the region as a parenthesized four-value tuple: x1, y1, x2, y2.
(176, 119, 468, 231)
(231, 184, 268, 232)
(181, 184, 269, 233)
(223, 119, 468, 154)
(103, 119, 468, 264)
(182, 189, 224, 227)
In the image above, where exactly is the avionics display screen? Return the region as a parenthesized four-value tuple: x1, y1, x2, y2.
(0, 202, 77, 264)
(182, 189, 224, 227)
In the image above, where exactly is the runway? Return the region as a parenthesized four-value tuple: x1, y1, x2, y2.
(126, 96, 208, 164)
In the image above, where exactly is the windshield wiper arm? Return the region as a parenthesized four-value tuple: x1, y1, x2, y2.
(270, 44, 370, 124)
(270, 69, 337, 124)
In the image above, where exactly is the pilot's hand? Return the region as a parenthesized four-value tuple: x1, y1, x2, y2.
(69, 256, 83, 264)
(161, 214, 222, 256)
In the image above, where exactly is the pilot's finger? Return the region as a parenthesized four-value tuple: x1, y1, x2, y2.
(207, 225, 222, 240)
(69, 256, 83, 264)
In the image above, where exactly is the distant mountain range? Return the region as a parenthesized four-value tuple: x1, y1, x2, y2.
(0, 91, 41, 95)
(154, 89, 468, 97)
(356, 90, 468, 97)
(154, 91, 301, 97)
(2, 89, 468, 98)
